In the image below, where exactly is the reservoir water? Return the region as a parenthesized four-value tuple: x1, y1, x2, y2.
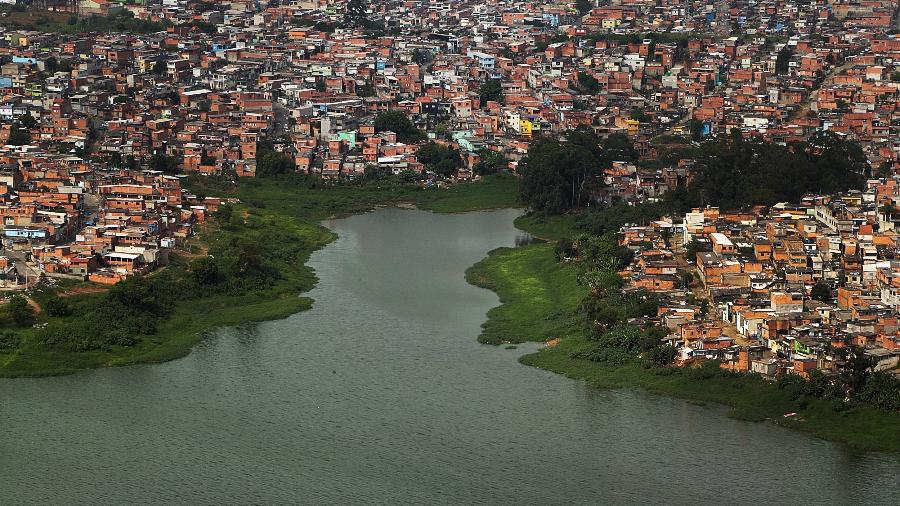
(2, 208, 899, 504)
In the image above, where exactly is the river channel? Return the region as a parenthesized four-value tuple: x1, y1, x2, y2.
(2, 208, 899, 504)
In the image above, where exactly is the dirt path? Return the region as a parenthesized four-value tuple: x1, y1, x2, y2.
(26, 297, 40, 314)
(0, 296, 42, 314)
(58, 286, 108, 298)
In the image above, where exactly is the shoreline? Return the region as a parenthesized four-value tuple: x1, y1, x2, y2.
(6, 181, 898, 452)
(470, 217, 900, 453)
(0, 175, 519, 378)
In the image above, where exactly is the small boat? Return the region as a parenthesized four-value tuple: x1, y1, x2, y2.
(783, 412, 797, 418)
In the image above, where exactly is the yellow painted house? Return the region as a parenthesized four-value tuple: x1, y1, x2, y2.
(602, 18, 622, 30)
(6, 33, 28, 47)
(519, 119, 533, 137)
(626, 119, 640, 135)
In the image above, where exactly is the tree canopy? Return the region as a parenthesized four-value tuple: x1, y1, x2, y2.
(474, 149, 509, 175)
(417, 142, 462, 177)
(775, 45, 793, 74)
(478, 80, 503, 105)
(7, 121, 30, 146)
(374, 110, 426, 144)
(682, 132, 867, 210)
(519, 128, 636, 213)
(575, 72, 600, 95)
(256, 142, 296, 177)
(148, 153, 179, 174)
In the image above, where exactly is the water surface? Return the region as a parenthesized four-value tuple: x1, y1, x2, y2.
(2, 208, 898, 505)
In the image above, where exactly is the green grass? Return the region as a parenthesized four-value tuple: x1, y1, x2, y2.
(234, 174, 519, 217)
(0, 209, 334, 377)
(0, 174, 520, 377)
(465, 243, 585, 344)
(416, 174, 520, 213)
(514, 213, 582, 240)
(522, 338, 900, 451)
(467, 221, 900, 451)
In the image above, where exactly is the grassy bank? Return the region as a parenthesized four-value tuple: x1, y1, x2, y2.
(513, 213, 581, 240)
(0, 175, 518, 377)
(208, 173, 520, 219)
(465, 243, 584, 344)
(0, 208, 332, 377)
(467, 230, 900, 451)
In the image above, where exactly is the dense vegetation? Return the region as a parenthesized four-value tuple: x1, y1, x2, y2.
(0, 169, 520, 376)
(673, 132, 868, 210)
(495, 131, 892, 446)
(374, 110, 427, 143)
(473, 149, 509, 175)
(472, 217, 900, 450)
(477, 80, 504, 105)
(513, 130, 892, 418)
(1, 205, 327, 365)
(416, 142, 462, 177)
(520, 130, 867, 216)
(255, 141, 297, 177)
(519, 128, 635, 213)
(0, 8, 169, 34)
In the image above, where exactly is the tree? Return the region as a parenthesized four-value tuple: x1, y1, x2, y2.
(191, 256, 221, 286)
(8, 123, 29, 146)
(836, 346, 872, 395)
(109, 151, 122, 168)
(44, 295, 72, 317)
(151, 59, 167, 75)
(412, 48, 432, 66)
(519, 127, 608, 213)
(598, 133, 637, 166)
(775, 46, 793, 75)
(356, 82, 375, 97)
(688, 119, 705, 141)
(810, 281, 831, 301)
(554, 239, 576, 261)
(474, 149, 508, 175)
(575, 0, 593, 16)
(576, 72, 600, 94)
(477, 80, 503, 105)
(215, 204, 234, 222)
(45, 56, 58, 73)
(374, 110, 426, 144)
(18, 114, 37, 130)
(857, 371, 900, 411)
(685, 240, 710, 263)
(646, 344, 677, 366)
(8, 295, 34, 327)
(256, 143, 296, 177)
(344, 0, 368, 28)
(416, 142, 461, 177)
(148, 153, 179, 174)
(682, 133, 866, 210)
(0, 330, 20, 351)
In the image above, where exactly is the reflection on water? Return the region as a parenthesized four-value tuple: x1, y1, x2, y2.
(1, 208, 898, 505)
(514, 231, 537, 247)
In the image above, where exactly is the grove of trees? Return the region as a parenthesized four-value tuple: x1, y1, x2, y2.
(520, 130, 868, 217)
(519, 128, 636, 213)
(416, 142, 462, 177)
(374, 110, 427, 144)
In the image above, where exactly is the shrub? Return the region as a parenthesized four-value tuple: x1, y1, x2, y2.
(0, 330, 20, 351)
(645, 345, 677, 366)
